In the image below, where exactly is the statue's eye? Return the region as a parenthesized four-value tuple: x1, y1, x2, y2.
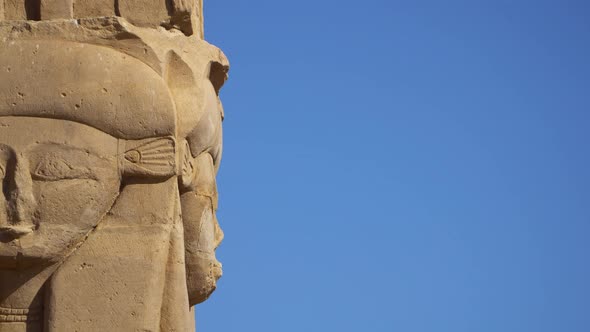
(33, 156, 94, 181)
(0, 164, 5, 178)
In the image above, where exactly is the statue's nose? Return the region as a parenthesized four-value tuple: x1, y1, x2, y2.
(0, 153, 36, 227)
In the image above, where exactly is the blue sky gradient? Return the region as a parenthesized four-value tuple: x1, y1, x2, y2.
(197, 1, 590, 331)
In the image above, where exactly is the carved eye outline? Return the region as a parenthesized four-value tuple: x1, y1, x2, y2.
(32, 156, 95, 182)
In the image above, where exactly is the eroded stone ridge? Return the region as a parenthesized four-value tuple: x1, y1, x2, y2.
(0, 1, 228, 331)
(0, 0, 203, 36)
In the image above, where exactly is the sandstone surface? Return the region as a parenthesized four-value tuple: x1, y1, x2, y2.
(0, 1, 228, 331)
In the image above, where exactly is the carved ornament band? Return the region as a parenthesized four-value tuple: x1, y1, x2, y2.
(0, 306, 42, 322)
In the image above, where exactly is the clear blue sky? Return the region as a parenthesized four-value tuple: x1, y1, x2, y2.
(198, 1, 590, 331)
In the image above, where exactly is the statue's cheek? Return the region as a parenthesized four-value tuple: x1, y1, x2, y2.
(32, 177, 120, 231)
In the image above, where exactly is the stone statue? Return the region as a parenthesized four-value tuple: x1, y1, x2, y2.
(0, 1, 228, 331)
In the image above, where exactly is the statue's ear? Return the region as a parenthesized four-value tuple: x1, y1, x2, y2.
(121, 137, 177, 178)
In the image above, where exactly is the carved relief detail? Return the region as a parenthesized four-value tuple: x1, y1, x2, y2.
(0, 3, 228, 331)
(122, 137, 177, 178)
(0, 306, 42, 322)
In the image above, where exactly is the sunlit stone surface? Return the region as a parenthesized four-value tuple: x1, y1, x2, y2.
(0, 1, 228, 330)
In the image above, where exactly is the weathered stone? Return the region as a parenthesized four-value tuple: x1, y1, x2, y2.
(0, 1, 228, 331)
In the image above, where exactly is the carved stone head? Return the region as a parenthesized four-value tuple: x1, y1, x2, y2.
(0, 5, 228, 330)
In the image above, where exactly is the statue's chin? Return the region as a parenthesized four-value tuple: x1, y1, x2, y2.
(186, 252, 223, 306)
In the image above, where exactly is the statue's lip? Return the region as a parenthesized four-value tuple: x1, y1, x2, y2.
(0, 226, 34, 238)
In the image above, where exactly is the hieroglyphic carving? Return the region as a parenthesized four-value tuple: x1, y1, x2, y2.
(0, 2, 228, 331)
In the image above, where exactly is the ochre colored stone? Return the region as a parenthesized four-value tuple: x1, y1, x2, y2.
(40, 0, 73, 19)
(0, 2, 229, 331)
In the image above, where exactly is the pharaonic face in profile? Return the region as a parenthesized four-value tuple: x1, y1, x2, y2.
(0, 37, 226, 302)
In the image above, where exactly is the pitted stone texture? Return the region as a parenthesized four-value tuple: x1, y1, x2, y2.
(0, 7, 228, 332)
(0, 0, 203, 36)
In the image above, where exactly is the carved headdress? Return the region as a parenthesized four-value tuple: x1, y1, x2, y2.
(0, 2, 228, 331)
(0, 16, 228, 174)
